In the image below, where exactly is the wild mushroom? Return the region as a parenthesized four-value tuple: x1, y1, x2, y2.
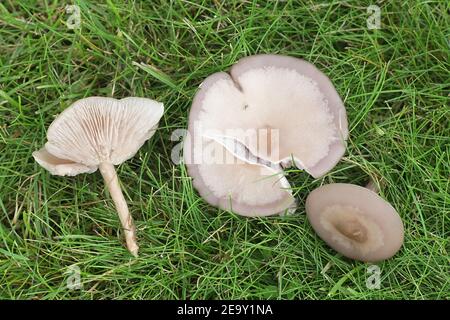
(305, 182, 404, 262)
(33, 96, 164, 257)
(184, 54, 348, 216)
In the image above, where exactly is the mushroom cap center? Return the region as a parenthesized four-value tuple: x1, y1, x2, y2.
(318, 204, 384, 255)
(334, 219, 368, 243)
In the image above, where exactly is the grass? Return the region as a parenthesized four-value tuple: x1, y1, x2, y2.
(0, 0, 448, 300)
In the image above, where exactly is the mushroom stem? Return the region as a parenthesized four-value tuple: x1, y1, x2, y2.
(99, 162, 139, 257)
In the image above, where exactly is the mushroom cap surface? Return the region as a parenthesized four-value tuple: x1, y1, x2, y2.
(185, 137, 295, 217)
(229, 54, 348, 177)
(184, 54, 347, 216)
(33, 97, 164, 176)
(305, 183, 404, 262)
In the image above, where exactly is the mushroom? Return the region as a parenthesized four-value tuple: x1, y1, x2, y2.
(184, 54, 348, 216)
(305, 182, 404, 262)
(33, 96, 164, 257)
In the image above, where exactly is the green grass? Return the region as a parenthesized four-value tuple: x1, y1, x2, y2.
(0, 0, 449, 299)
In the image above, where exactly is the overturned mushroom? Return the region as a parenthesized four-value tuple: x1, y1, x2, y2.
(33, 97, 164, 257)
(184, 54, 348, 216)
(305, 183, 404, 262)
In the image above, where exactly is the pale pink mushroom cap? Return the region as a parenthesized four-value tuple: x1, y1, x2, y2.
(33, 96, 164, 175)
(184, 54, 348, 216)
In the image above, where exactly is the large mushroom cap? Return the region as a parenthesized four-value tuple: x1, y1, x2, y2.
(34, 96, 164, 173)
(184, 54, 347, 216)
(305, 183, 404, 262)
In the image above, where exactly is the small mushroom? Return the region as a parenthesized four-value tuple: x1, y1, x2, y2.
(33, 97, 164, 257)
(305, 183, 404, 262)
(184, 54, 348, 216)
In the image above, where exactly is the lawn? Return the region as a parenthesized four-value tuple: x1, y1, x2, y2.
(0, 0, 448, 299)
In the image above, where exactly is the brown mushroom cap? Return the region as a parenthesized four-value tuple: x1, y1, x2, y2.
(305, 183, 404, 262)
(184, 54, 347, 216)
